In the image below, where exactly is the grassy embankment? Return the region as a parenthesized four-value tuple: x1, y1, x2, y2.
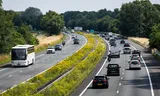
(128, 37, 160, 60)
(0, 33, 65, 65)
(1, 33, 106, 96)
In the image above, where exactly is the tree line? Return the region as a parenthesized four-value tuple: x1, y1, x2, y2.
(0, 1, 64, 53)
(63, 0, 160, 48)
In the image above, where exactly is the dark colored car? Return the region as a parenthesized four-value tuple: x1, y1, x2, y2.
(73, 38, 79, 44)
(92, 76, 109, 88)
(100, 34, 105, 38)
(120, 40, 125, 44)
(107, 64, 120, 76)
(124, 43, 130, 47)
(132, 50, 141, 56)
(54, 44, 62, 50)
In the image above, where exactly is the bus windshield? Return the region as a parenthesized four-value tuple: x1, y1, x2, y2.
(11, 49, 26, 60)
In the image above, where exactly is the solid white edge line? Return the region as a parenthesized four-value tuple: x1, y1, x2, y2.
(131, 45, 154, 96)
(79, 39, 110, 96)
(0, 34, 87, 94)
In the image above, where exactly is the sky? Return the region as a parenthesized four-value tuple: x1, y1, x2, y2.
(2, 0, 160, 14)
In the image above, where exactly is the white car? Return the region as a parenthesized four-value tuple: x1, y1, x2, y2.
(129, 60, 141, 69)
(123, 47, 131, 54)
(46, 47, 55, 54)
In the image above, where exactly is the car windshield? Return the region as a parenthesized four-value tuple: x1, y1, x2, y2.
(11, 49, 26, 60)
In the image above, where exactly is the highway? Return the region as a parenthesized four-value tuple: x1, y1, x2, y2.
(75, 39, 154, 96)
(0, 33, 87, 92)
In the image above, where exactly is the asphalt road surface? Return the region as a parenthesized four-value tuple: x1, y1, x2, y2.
(0, 33, 87, 92)
(78, 39, 153, 96)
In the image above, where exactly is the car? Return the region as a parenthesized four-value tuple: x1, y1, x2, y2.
(46, 46, 55, 54)
(109, 38, 116, 44)
(100, 34, 105, 38)
(92, 76, 109, 88)
(130, 54, 141, 62)
(120, 40, 125, 44)
(54, 44, 62, 50)
(110, 42, 117, 46)
(105, 36, 110, 40)
(107, 64, 121, 76)
(132, 50, 141, 56)
(129, 60, 141, 69)
(124, 43, 130, 47)
(123, 47, 131, 54)
(73, 38, 79, 44)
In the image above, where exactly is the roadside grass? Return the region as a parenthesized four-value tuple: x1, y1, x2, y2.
(0, 34, 65, 65)
(34, 35, 106, 96)
(0, 33, 97, 96)
(128, 37, 149, 48)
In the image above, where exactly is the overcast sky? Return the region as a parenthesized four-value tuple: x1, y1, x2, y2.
(2, 0, 160, 14)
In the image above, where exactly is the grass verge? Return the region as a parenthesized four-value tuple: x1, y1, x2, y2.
(0, 33, 97, 96)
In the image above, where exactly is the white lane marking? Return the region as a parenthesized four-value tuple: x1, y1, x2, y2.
(119, 83, 121, 86)
(20, 70, 22, 73)
(123, 69, 125, 71)
(121, 77, 123, 80)
(117, 90, 119, 94)
(36, 54, 45, 58)
(131, 45, 154, 96)
(79, 39, 110, 96)
(8, 75, 12, 77)
(0, 68, 8, 72)
(122, 72, 124, 75)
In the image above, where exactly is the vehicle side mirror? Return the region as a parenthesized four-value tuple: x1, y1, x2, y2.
(119, 66, 121, 68)
(107, 78, 110, 80)
(128, 61, 130, 63)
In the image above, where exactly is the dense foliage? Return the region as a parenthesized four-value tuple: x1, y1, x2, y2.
(119, 0, 160, 37)
(0, 2, 64, 54)
(63, 8, 119, 33)
(40, 11, 64, 35)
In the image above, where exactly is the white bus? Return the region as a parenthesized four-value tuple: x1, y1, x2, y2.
(11, 45, 35, 66)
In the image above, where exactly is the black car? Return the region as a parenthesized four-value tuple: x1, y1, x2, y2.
(120, 40, 125, 44)
(54, 44, 62, 50)
(92, 76, 109, 88)
(73, 38, 80, 44)
(124, 43, 130, 47)
(107, 64, 120, 76)
(132, 50, 141, 56)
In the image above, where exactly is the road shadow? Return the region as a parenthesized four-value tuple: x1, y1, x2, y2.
(0, 64, 12, 68)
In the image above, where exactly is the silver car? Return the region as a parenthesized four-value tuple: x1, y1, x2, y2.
(129, 60, 141, 70)
(46, 47, 55, 54)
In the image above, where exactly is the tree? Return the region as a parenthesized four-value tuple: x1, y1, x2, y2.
(119, 0, 160, 37)
(21, 7, 42, 30)
(40, 10, 64, 35)
(149, 24, 160, 48)
(0, 0, 2, 8)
